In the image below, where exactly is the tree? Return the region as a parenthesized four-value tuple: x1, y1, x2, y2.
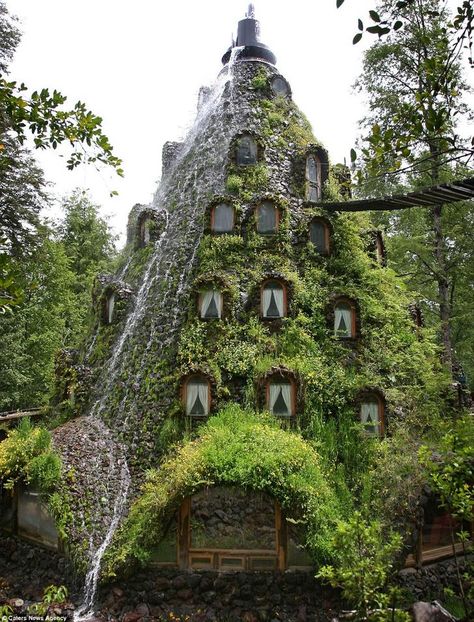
(57, 190, 117, 346)
(0, 227, 75, 410)
(317, 512, 408, 621)
(0, 1, 122, 314)
(0, 2, 123, 175)
(354, 0, 473, 370)
(337, 0, 473, 68)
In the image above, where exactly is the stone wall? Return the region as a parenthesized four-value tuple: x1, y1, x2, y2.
(0, 536, 77, 602)
(398, 556, 472, 601)
(97, 568, 336, 622)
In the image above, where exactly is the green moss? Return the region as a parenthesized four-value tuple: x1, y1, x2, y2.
(226, 162, 269, 200)
(250, 67, 268, 91)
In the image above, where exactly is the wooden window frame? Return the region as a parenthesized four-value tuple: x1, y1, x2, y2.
(334, 298, 357, 339)
(256, 203, 280, 235)
(182, 375, 212, 418)
(265, 377, 296, 418)
(359, 393, 385, 437)
(198, 290, 223, 321)
(210, 204, 235, 234)
(309, 217, 331, 255)
(260, 279, 287, 319)
(178, 495, 286, 571)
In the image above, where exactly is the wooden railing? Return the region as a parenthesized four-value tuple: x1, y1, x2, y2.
(0, 408, 43, 422)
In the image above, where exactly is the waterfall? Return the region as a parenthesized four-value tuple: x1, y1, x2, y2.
(74, 459, 131, 621)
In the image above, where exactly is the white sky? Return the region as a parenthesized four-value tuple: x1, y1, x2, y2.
(6, 0, 473, 244)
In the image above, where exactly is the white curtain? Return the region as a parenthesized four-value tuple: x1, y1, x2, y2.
(257, 203, 276, 233)
(334, 305, 352, 337)
(201, 290, 222, 318)
(262, 285, 284, 318)
(186, 380, 209, 416)
(269, 383, 292, 417)
(213, 204, 234, 232)
(361, 401, 379, 436)
(107, 293, 116, 324)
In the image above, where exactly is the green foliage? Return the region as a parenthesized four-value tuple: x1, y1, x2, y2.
(103, 406, 341, 575)
(317, 512, 409, 621)
(0, 229, 74, 409)
(419, 414, 474, 523)
(0, 417, 61, 491)
(57, 189, 117, 346)
(29, 584, 68, 616)
(250, 67, 268, 90)
(226, 162, 269, 201)
(0, 604, 12, 622)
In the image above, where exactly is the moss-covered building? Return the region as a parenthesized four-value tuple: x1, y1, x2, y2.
(1, 6, 464, 620)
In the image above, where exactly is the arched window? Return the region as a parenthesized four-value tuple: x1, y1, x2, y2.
(360, 395, 384, 437)
(236, 135, 258, 165)
(261, 280, 286, 319)
(184, 376, 210, 417)
(199, 289, 223, 319)
(267, 378, 295, 418)
(256, 202, 279, 234)
(105, 292, 116, 325)
(306, 155, 322, 202)
(211, 203, 234, 233)
(310, 218, 330, 254)
(334, 299, 356, 338)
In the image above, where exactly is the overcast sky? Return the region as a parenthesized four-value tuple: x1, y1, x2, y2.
(6, 0, 473, 244)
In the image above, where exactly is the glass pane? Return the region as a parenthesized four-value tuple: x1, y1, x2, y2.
(422, 498, 466, 551)
(186, 379, 209, 416)
(308, 184, 321, 202)
(271, 76, 289, 97)
(200, 290, 223, 319)
(257, 202, 277, 233)
(212, 204, 234, 232)
(190, 487, 277, 550)
(360, 401, 379, 436)
(17, 488, 58, 549)
(335, 304, 352, 337)
(150, 514, 178, 563)
(262, 281, 284, 318)
(287, 523, 312, 567)
(269, 382, 292, 417)
(310, 221, 326, 253)
(236, 135, 257, 165)
(306, 157, 317, 182)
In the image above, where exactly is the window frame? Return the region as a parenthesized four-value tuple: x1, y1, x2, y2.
(359, 393, 385, 437)
(198, 289, 224, 320)
(182, 375, 212, 418)
(309, 217, 331, 255)
(210, 203, 235, 234)
(260, 279, 287, 320)
(265, 376, 296, 418)
(305, 154, 322, 202)
(255, 202, 280, 235)
(333, 297, 357, 339)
